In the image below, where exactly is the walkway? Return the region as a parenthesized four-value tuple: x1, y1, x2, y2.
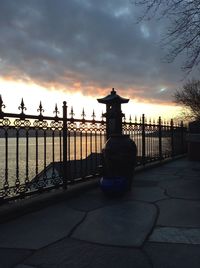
(1, 158, 200, 268)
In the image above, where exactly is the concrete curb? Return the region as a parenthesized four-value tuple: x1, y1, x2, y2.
(0, 154, 186, 223)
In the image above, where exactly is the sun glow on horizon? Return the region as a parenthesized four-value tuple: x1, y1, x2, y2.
(0, 78, 181, 121)
(0, 78, 105, 119)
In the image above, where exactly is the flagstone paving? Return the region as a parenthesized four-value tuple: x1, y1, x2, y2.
(0, 157, 200, 268)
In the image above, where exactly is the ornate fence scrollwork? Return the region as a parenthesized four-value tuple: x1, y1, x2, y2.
(67, 121, 77, 131)
(0, 118, 11, 127)
(50, 120, 63, 130)
(3, 180, 10, 198)
(33, 119, 48, 129)
(14, 119, 31, 128)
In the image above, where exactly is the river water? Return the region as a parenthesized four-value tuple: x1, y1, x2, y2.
(0, 135, 170, 189)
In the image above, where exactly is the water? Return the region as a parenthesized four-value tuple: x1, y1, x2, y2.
(0, 135, 105, 189)
(0, 135, 172, 190)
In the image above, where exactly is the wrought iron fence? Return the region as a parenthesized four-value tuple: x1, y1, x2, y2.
(123, 115, 187, 165)
(0, 96, 187, 202)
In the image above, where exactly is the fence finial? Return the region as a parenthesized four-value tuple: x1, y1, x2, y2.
(92, 109, 96, 121)
(53, 103, 59, 117)
(149, 117, 151, 124)
(18, 98, 27, 114)
(0, 95, 5, 113)
(37, 101, 44, 117)
(81, 108, 86, 120)
(123, 115, 126, 123)
(135, 115, 137, 123)
(70, 106, 74, 119)
(101, 111, 104, 121)
(181, 120, 184, 127)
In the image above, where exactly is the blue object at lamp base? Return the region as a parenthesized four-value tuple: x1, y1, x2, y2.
(99, 176, 128, 195)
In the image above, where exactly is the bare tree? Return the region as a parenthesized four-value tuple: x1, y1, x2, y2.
(134, 0, 200, 73)
(174, 79, 200, 120)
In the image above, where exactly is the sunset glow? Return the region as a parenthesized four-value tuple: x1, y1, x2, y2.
(0, 78, 181, 121)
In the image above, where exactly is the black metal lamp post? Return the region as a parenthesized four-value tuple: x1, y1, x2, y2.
(97, 88, 129, 139)
(97, 89, 137, 195)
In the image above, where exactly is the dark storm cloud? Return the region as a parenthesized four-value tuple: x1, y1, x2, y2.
(0, 0, 190, 102)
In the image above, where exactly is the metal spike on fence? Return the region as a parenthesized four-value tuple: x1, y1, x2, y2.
(53, 103, 59, 117)
(123, 115, 126, 123)
(135, 115, 137, 123)
(0, 95, 3, 108)
(129, 115, 132, 123)
(101, 111, 104, 121)
(37, 101, 44, 116)
(91, 109, 96, 121)
(142, 114, 145, 124)
(163, 118, 166, 125)
(149, 117, 151, 124)
(81, 108, 86, 120)
(0, 95, 5, 113)
(181, 120, 184, 127)
(18, 98, 27, 114)
(70, 106, 74, 119)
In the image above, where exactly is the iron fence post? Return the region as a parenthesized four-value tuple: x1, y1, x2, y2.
(62, 101, 68, 189)
(171, 119, 174, 157)
(158, 116, 162, 160)
(180, 120, 184, 154)
(142, 114, 146, 165)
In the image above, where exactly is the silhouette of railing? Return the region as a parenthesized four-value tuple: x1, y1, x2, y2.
(123, 114, 187, 165)
(0, 95, 187, 202)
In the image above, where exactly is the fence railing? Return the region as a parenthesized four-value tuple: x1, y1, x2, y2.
(123, 115, 187, 164)
(0, 96, 187, 202)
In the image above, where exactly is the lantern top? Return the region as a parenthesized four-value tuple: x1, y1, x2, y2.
(97, 88, 129, 104)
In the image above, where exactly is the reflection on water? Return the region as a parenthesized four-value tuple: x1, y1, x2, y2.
(0, 135, 171, 189)
(0, 136, 104, 189)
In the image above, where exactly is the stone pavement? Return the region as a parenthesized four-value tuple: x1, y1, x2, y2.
(0, 157, 200, 268)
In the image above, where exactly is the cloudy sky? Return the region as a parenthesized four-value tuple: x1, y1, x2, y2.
(0, 0, 195, 118)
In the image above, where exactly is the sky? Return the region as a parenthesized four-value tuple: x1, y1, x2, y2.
(0, 0, 194, 120)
